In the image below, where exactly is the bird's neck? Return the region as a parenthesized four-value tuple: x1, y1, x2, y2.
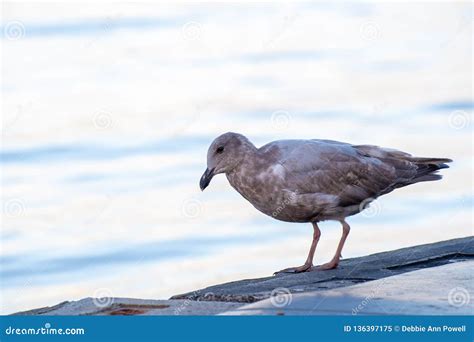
(239, 136, 258, 153)
(231, 140, 260, 172)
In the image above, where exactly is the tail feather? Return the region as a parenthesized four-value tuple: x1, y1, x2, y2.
(413, 174, 443, 183)
(407, 157, 452, 184)
(353, 145, 452, 188)
(408, 157, 453, 164)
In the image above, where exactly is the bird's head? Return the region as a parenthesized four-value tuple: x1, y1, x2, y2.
(199, 132, 254, 191)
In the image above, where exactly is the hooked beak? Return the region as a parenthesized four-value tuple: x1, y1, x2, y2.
(199, 167, 215, 191)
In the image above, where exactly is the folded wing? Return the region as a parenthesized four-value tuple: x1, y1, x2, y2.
(278, 140, 451, 210)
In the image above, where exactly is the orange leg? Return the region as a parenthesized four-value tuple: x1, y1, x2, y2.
(275, 222, 321, 274)
(317, 220, 350, 270)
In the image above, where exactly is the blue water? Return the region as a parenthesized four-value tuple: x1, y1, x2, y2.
(1, 17, 184, 39)
(1, 2, 472, 314)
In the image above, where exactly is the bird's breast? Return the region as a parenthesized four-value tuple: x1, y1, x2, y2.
(226, 165, 297, 219)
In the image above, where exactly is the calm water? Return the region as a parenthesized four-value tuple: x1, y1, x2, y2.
(1, 2, 472, 314)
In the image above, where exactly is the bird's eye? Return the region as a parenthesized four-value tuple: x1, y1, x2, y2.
(216, 146, 224, 154)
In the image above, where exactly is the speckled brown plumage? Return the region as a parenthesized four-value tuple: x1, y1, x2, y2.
(199, 132, 452, 273)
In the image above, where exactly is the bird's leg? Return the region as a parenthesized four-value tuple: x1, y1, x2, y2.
(274, 222, 321, 274)
(317, 220, 350, 270)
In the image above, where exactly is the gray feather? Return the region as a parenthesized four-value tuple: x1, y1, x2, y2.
(205, 133, 452, 223)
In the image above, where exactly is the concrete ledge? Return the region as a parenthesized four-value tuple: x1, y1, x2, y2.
(172, 237, 473, 303)
(221, 261, 474, 315)
(14, 298, 242, 316)
(13, 237, 473, 316)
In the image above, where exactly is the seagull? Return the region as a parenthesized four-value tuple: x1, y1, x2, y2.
(199, 132, 452, 273)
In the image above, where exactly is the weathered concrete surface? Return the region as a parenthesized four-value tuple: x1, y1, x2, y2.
(221, 261, 474, 315)
(172, 237, 473, 303)
(14, 298, 242, 316)
(13, 237, 473, 316)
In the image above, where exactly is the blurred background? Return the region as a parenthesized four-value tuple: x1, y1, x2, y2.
(1, 2, 472, 314)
